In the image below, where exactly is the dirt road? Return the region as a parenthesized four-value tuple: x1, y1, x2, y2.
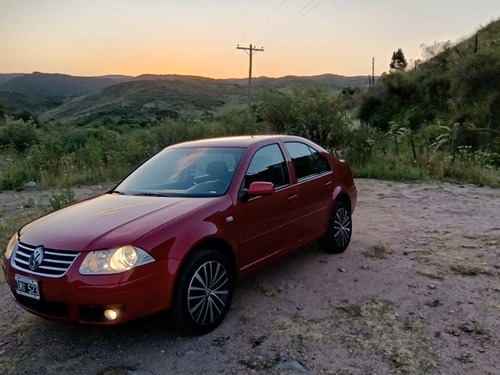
(0, 179, 499, 375)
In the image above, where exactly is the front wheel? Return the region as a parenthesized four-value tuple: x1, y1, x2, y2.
(320, 200, 352, 253)
(173, 249, 234, 334)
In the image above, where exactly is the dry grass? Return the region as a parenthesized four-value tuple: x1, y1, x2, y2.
(363, 244, 392, 259)
(273, 299, 441, 374)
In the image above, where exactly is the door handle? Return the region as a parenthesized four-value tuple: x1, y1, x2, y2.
(288, 194, 299, 202)
(325, 181, 333, 189)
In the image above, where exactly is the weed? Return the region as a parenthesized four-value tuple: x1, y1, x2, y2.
(450, 264, 492, 276)
(416, 271, 445, 281)
(256, 280, 281, 297)
(363, 244, 392, 259)
(249, 334, 267, 348)
(98, 366, 138, 375)
(239, 354, 281, 371)
(49, 185, 76, 211)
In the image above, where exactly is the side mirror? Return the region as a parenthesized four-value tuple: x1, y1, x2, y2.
(247, 181, 275, 196)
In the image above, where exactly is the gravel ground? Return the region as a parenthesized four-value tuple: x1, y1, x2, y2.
(0, 178, 499, 375)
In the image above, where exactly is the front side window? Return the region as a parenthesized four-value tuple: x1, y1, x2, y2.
(115, 147, 245, 197)
(285, 142, 331, 181)
(244, 144, 290, 189)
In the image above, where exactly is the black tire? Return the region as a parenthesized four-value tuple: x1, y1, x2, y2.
(173, 249, 234, 334)
(320, 200, 352, 253)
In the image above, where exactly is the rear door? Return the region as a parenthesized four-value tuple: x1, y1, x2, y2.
(284, 141, 334, 243)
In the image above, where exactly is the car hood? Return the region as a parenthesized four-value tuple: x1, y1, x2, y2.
(19, 194, 217, 252)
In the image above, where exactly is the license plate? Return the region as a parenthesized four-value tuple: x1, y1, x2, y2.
(15, 275, 40, 300)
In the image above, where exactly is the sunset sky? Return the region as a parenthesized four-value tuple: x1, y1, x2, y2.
(1, 0, 499, 79)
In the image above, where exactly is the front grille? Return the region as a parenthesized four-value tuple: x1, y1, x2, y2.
(12, 242, 80, 278)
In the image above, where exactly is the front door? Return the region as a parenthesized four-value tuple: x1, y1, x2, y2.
(235, 143, 300, 273)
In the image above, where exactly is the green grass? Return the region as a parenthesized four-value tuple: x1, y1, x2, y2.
(351, 155, 500, 188)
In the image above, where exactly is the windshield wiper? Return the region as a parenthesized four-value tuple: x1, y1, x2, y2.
(134, 192, 171, 197)
(110, 190, 126, 195)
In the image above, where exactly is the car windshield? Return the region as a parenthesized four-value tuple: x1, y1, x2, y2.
(114, 147, 246, 197)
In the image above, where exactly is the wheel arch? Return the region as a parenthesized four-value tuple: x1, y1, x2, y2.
(334, 192, 352, 212)
(178, 237, 237, 277)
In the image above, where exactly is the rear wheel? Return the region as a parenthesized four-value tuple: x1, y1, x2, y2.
(173, 249, 234, 334)
(320, 200, 352, 253)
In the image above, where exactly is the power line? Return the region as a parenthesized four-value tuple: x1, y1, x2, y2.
(259, 0, 323, 46)
(220, 0, 287, 80)
(238, 0, 288, 45)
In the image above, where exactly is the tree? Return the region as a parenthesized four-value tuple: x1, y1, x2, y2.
(390, 48, 408, 70)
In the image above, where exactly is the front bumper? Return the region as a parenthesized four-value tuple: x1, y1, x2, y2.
(2, 256, 179, 325)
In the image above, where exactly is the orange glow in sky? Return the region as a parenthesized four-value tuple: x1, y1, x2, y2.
(1, 0, 499, 78)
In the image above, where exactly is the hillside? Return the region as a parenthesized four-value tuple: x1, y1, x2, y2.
(358, 18, 500, 152)
(0, 91, 64, 115)
(42, 78, 248, 124)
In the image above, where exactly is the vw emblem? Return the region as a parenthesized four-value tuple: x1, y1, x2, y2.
(29, 246, 45, 271)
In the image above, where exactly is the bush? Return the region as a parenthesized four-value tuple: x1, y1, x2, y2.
(0, 119, 39, 152)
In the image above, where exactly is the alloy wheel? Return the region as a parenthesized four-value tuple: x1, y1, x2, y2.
(187, 260, 230, 326)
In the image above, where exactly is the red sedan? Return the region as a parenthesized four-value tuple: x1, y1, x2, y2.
(2, 135, 357, 334)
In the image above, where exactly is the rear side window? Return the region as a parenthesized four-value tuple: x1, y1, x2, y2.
(285, 142, 331, 181)
(244, 144, 290, 189)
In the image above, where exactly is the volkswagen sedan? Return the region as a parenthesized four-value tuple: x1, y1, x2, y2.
(2, 135, 357, 334)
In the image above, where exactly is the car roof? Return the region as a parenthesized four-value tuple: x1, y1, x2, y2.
(168, 135, 314, 149)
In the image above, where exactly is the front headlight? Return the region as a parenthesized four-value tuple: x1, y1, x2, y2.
(5, 233, 18, 260)
(79, 245, 155, 275)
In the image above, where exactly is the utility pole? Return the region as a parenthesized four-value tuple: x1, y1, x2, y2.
(372, 57, 375, 85)
(237, 44, 264, 108)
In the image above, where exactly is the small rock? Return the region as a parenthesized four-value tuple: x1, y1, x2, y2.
(426, 299, 441, 307)
(160, 350, 165, 354)
(460, 323, 475, 333)
(25, 181, 37, 188)
(428, 284, 436, 290)
(212, 336, 230, 347)
(276, 360, 309, 374)
(338, 267, 347, 273)
(447, 329, 460, 337)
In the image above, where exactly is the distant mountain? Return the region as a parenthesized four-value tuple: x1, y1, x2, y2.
(0, 72, 130, 97)
(41, 77, 248, 124)
(0, 73, 24, 85)
(228, 74, 369, 90)
(0, 71, 371, 124)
